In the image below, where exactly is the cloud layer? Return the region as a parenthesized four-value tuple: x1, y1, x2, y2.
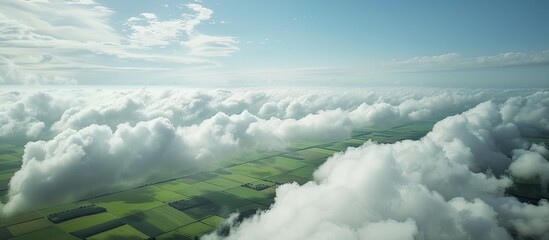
(0, 88, 547, 229)
(0, 88, 536, 142)
(204, 92, 549, 240)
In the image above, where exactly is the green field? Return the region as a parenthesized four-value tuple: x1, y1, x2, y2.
(57, 212, 117, 233)
(178, 222, 215, 237)
(86, 224, 148, 240)
(7, 218, 52, 236)
(90, 189, 165, 218)
(123, 205, 194, 237)
(0, 144, 23, 203)
(8, 227, 78, 240)
(0, 122, 438, 239)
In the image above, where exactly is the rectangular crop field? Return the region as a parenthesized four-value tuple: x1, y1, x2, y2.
(86, 224, 148, 240)
(57, 212, 117, 233)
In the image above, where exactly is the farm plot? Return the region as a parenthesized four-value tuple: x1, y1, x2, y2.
(86, 224, 148, 240)
(57, 212, 117, 233)
(216, 172, 260, 184)
(70, 219, 126, 239)
(0, 212, 42, 228)
(123, 205, 194, 237)
(265, 173, 309, 185)
(225, 162, 283, 179)
(8, 227, 78, 240)
(0, 145, 23, 201)
(90, 188, 164, 217)
(283, 148, 337, 165)
(200, 215, 225, 227)
(204, 177, 242, 189)
(224, 186, 274, 206)
(256, 156, 309, 172)
(288, 164, 319, 179)
(158, 180, 226, 197)
(7, 218, 52, 237)
(177, 222, 215, 238)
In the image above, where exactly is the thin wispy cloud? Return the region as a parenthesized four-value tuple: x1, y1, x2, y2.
(0, 1, 238, 84)
(386, 50, 549, 72)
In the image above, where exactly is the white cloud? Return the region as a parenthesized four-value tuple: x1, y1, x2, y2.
(386, 50, 549, 72)
(0, 104, 345, 215)
(510, 144, 549, 188)
(125, 3, 238, 57)
(126, 14, 186, 47)
(3, 118, 185, 215)
(0, 56, 77, 85)
(358, 219, 417, 240)
(66, 0, 97, 5)
(0, 1, 119, 43)
(1, 88, 547, 220)
(0, 1, 238, 84)
(500, 91, 549, 136)
(140, 12, 157, 20)
(185, 3, 213, 34)
(183, 35, 239, 56)
(1, 88, 530, 142)
(204, 92, 549, 240)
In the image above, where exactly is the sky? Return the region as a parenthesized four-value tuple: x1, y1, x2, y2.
(1, 0, 549, 87)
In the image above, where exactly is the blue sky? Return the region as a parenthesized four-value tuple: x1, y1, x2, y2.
(1, 0, 548, 87)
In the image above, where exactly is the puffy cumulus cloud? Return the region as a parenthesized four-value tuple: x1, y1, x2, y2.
(0, 105, 354, 216)
(0, 88, 429, 213)
(3, 118, 184, 216)
(204, 98, 549, 240)
(500, 91, 549, 136)
(0, 88, 535, 143)
(359, 219, 417, 240)
(489, 197, 549, 238)
(248, 109, 352, 149)
(0, 88, 546, 217)
(2, 113, 238, 215)
(509, 144, 549, 188)
(0, 90, 72, 142)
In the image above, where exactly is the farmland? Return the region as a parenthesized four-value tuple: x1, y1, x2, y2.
(4, 120, 540, 239)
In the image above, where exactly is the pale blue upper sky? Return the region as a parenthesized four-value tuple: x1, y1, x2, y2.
(1, 0, 548, 87)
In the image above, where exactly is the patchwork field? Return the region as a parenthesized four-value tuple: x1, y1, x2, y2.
(0, 144, 22, 204)
(3, 120, 507, 240)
